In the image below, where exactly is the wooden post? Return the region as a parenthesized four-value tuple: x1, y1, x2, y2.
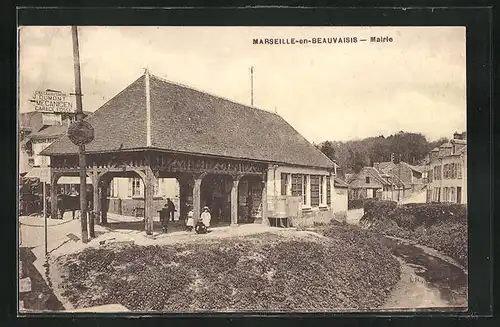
(50, 174, 58, 220)
(43, 181, 47, 256)
(71, 25, 88, 244)
(192, 176, 203, 226)
(100, 180, 108, 225)
(144, 169, 155, 235)
(92, 172, 101, 231)
(261, 172, 268, 225)
(230, 176, 240, 226)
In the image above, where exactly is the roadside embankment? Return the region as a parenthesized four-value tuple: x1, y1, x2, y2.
(359, 200, 467, 269)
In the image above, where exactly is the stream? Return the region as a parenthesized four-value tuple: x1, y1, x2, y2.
(381, 236, 468, 310)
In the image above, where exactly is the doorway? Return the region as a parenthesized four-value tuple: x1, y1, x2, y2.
(200, 174, 232, 225)
(367, 188, 374, 198)
(457, 187, 462, 204)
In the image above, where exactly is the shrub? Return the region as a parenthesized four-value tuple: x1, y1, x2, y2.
(348, 199, 364, 210)
(360, 202, 468, 268)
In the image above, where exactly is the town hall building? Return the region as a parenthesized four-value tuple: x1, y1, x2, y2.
(41, 71, 343, 234)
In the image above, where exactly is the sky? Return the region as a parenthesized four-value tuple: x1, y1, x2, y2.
(18, 26, 466, 143)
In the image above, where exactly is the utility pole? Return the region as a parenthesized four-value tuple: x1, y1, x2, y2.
(71, 26, 89, 243)
(250, 66, 254, 107)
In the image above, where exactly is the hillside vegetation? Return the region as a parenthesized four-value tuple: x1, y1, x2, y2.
(54, 225, 400, 312)
(316, 131, 449, 175)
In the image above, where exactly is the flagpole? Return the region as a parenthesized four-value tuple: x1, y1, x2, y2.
(71, 26, 89, 243)
(250, 66, 254, 107)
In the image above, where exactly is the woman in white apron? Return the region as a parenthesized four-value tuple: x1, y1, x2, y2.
(200, 206, 211, 230)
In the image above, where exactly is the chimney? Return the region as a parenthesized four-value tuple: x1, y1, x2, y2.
(429, 148, 439, 162)
(438, 143, 452, 157)
(453, 132, 461, 140)
(373, 162, 380, 171)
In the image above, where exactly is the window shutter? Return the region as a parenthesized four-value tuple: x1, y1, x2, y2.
(310, 175, 320, 207)
(281, 173, 287, 196)
(326, 176, 331, 205)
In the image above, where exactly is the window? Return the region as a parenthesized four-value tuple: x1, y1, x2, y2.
(310, 175, 320, 207)
(128, 178, 143, 197)
(326, 176, 331, 205)
(291, 174, 302, 198)
(457, 163, 462, 179)
(281, 173, 289, 196)
(434, 166, 442, 180)
(366, 176, 370, 183)
(450, 187, 456, 203)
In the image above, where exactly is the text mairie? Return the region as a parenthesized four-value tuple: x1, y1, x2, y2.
(370, 36, 393, 43)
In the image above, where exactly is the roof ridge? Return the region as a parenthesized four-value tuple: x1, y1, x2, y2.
(149, 73, 281, 117)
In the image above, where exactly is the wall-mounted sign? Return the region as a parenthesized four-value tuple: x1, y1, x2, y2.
(41, 113, 63, 125)
(67, 120, 95, 146)
(32, 90, 74, 113)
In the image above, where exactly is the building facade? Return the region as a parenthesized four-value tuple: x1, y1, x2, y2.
(426, 132, 467, 204)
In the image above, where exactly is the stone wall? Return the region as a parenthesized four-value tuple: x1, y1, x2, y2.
(106, 197, 181, 219)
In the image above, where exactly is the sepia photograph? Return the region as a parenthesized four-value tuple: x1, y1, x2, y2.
(18, 25, 467, 313)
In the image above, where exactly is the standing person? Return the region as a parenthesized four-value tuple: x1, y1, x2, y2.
(161, 203, 169, 233)
(186, 206, 194, 232)
(201, 206, 211, 231)
(166, 198, 176, 222)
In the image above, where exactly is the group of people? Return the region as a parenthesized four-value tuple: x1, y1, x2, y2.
(160, 198, 211, 234)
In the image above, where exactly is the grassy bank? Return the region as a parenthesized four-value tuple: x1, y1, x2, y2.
(360, 201, 467, 268)
(53, 227, 400, 312)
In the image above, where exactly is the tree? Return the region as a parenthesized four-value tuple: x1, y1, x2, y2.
(318, 141, 336, 161)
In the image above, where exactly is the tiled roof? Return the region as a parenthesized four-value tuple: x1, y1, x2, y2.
(377, 161, 396, 174)
(404, 162, 423, 174)
(454, 146, 467, 155)
(29, 124, 69, 140)
(364, 167, 392, 185)
(41, 73, 334, 169)
(334, 177, 349, 188)
(349, 180, 384, 189)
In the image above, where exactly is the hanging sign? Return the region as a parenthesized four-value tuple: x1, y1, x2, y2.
(67, 120, 95, 145)
(31, 90, 74, 113)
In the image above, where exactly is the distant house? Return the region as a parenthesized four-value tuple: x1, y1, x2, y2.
(426, 132, 467, 204)
(386, 162, 425, 192)
(347, 164, 412, 202)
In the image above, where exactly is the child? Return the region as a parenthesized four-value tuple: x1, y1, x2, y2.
(186, 207, 194, 232)
(200, 206, 211, 232)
